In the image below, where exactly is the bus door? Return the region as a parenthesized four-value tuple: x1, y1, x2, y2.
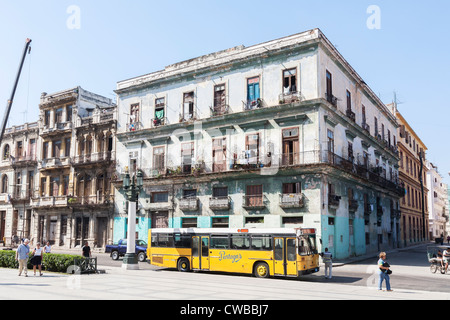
(274, 237, 297, 276)
(192, 236, 210, 270)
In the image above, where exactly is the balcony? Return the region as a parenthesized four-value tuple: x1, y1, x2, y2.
(11, 156, 37, 168)
(279, 92, 302, 105)
(242, 195, 267, 210)
(147, 200, 173, 212)
(243, 99, 264, 111)
(279, 193, 304, 208)
(71, 152, 114, 166)
(151, 117, 168, 128)
(391, 209, 402, 219)
(362, 122, 370, 134)
(39, 157, 71, 170)
(328, 194, 341, 209)
(346, 109, 356, 123)
(209, 197, 231, 210)
(179, 196, 199, 211)
(348, 199, 359, 212)
(41, 122, 72, 136)
(325, 92, 338, 106)
(68, 195, 114, 206)
(210, 105, 229, 117)
(31, 196, 69, 208)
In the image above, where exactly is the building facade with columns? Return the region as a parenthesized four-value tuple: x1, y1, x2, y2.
(114, 29, 404, 259)
(0, 122, 39, 246)
(0, 87, 117, 249)
(32, 87, 117, 249)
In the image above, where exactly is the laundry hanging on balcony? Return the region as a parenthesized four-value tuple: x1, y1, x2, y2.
(155, 109, 164, 120)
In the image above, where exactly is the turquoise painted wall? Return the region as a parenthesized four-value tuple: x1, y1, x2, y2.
(321, 215, 367, 260)
(113, 216, 151, 244)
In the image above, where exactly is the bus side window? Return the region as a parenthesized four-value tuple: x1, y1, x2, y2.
(251, 236, 272, 250)
(151, 234, 158, 247)
(158, 234, 174, 248)
(230, 235, 250, 250)
(173, 234, 191, 248)
(211, 236, 229, 249)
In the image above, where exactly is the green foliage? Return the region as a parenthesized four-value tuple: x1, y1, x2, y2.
(0, 250, 84, 273)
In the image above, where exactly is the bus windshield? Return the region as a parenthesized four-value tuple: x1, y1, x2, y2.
(298, 234, 318, 256)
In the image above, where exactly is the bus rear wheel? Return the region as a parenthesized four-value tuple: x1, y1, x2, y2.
(177, 258, 190, 272)
(254, 262, 270, 278)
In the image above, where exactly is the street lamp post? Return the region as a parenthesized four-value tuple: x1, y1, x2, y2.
(122, 167, 143, 270)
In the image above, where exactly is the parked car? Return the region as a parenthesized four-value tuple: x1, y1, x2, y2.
(105, 239, 147, 262)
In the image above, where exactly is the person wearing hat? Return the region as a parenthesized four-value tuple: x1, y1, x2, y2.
(16, 239, 30, 277)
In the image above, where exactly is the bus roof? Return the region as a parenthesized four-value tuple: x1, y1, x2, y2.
(150, 228, 316, 236)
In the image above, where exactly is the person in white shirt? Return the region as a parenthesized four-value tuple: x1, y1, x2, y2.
(44, 241, 52, 254)
(443, 249, 450, 273)
(31, 242, 44, 276)
(320, 248, 333, 279)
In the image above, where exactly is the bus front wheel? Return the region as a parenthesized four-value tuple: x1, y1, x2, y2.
(254, 262, 270, 278)
(177, 258, 190, 272)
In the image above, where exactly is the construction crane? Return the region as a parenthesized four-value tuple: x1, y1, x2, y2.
(0, 38, 32, 146)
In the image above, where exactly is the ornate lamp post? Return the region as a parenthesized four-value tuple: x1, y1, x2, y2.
(122, 167, 143, 270)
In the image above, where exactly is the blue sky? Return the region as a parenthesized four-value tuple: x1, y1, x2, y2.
(1, 0, 449, 184)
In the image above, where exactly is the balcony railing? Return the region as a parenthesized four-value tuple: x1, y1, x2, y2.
(151, 117, 168, 128)
(346, 109, 356, 122)
(31, 196, 69, 208)
(135, 149, 404, 196)
(279, 193, 304, 208)
(210, 105, 230, 117)
(325, 93, 338, 106)
(71, 152, 114, 165)
(68, 195, 114, 206)
(242, 195, 268, 209)
(362, 122, 370, 134)
(328, 194, 341, 208)
(243, 99, 264, 111)
(209, 197, 231, 210)
(279, 92, 302, 105)
(179, 196, 199, 211)
(348, 199, 359, 212)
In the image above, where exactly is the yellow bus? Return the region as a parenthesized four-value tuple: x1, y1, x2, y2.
(148, 228, 320, 278)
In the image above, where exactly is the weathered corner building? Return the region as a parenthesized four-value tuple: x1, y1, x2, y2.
(114, 29, 404, 259)
(0, 87, 117, 249)
(0, 122, 39, 246)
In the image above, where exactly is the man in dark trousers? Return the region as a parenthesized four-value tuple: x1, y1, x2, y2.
(82, 241, 91, 258)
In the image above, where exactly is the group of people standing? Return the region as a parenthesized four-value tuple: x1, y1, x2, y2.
(15, 240, 92, 277)
(15, 239, 52, 277)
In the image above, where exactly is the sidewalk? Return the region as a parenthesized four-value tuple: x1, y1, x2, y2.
(326, 243, 429, 268)
(1, 264, 449, 300)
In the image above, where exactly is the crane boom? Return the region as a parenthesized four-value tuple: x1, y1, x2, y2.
(0, 38, 32, 146)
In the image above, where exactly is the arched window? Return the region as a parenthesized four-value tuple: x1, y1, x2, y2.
(3, 144, 10, 160)
(1, 175, 8, 194)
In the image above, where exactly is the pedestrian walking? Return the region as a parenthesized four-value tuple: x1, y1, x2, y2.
(320, 248, 333, 279)
(15, 239, 30, 277)
(447, 235, 450, 244)
(44, 241, 52, 254)
(378, 252, 393, 292)
(31, 242, 44, 276)
(82, 241, 91, 258)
